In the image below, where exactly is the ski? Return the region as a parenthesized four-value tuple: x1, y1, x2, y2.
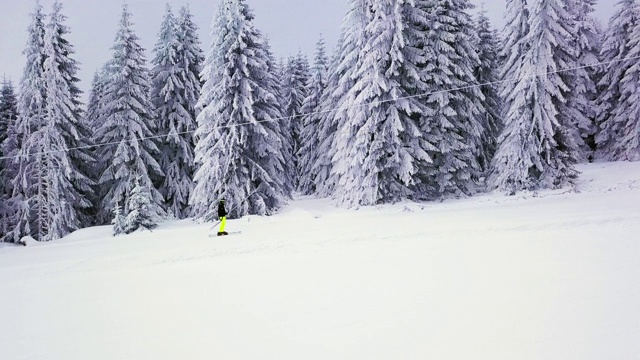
(208, 231, 242, 238)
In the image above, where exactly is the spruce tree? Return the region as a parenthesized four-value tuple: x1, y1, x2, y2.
(151, 4, 201, 219)
(596, 0, 640, 161)
(85, 67, 107, 130)
(190, 0, 288, 220)
(411, 0, 485, 199)
(94, 5, 164, 225)
(321, 1, 370, 198)
(124, 176, 158, 233)
(306, 34, 344, 198)
(565, 0, 600, 160)
(331, 0, 433, 206)
(7, 1, 47, 242)
(111, 204, 125, 236)
(0, 79, 17, 152)
(85, 66, 109, 170)
(263, 39, 294, 197)
(474, 8, 503, 173)
(298, 36, 329, 195)
(176, 5, 204, 101)
(84, 65, 112, 222)
(399, 0, 441, 199)
(282, 52, 311, 188)
(39, 0, 93, 240)
(0, 80, 18, 177)
(0, 80, 19, 240)
(489, 0, 579, 193)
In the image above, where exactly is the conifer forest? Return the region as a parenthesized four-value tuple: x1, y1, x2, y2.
(1, 0, 639, 243)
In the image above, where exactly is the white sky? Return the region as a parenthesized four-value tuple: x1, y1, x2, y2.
(0, 0, 617, 100)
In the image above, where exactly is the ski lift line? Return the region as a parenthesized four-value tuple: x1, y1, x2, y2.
(2, 53, 640, 162)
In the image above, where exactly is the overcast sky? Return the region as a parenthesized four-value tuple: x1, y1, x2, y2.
(0, 0, 617, 100)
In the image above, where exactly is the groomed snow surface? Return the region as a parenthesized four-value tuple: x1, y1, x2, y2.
(1, 161, 639, 360)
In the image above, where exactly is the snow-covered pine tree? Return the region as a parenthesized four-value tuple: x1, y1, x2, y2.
(263, 38, 294, 197)
(596, 0, 640, 161)
(489, 0, 579, 193)
(588, 19, 605, 153)
(0, 79, 17, 156)
(298, 36, 329, 195)
(0, 79, 19, 241)
(319, 2, 370, 198)
(282, 52, 311, 189)
(151, 4, 199, 219)
(474, 7, 503, 173)
(330, 0, 433, 206)
(410, 0, 485, 199)
(84, 64, 113, 223)
(124, 176, 158, 233)
(399, 0, 444, 199)
(111, 204, 125, 236)
(497, 0, 529, 107)
(541, 0, 582, 169)
(7, 1, 47, 242)
(562, 0, 600, 162)
(85, 65, 109, 175)
(37, 1, 94, 240)
(0, 79, 18, 175)
(190, 0, 288, 220)
(559, 0, 598, 161)
(278, 56, 297, 192)
(85, 70, 105, 131)
(94, 5, 165, 225)
(176, 4, 204, 96)
(306, 34, 343, 198)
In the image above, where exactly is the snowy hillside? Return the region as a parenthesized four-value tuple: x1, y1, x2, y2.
(1, 161, 639, 360)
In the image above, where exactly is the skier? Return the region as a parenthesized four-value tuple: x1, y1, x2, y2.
(217, 198, 229, 236)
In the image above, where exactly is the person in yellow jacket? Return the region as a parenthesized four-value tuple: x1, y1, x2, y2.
(217, 199, 228, 236)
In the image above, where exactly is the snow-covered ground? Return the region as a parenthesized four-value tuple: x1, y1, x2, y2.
(1, 161, 639, 360)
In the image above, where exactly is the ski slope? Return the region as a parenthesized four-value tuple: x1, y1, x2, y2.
(1, 161, 639, 360)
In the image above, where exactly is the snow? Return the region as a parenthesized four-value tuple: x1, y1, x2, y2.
(1, 161, 639, 360)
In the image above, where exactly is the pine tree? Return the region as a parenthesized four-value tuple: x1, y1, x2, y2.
(282, 52, 311, 188)
(0, 79, 16, 152)
(38, 1, 94, 240)
(85, 65, 109, 132)
(276, 56, 296, 193)
(0, 80, 18, 175)
(298, 36, 329, 195)
(84, 65, 112, 223)
(263, 38, 294, 197)
(306, 34, 344, 198)
(85, 66, 109, 174)
(489, 0, 579, 193)
(94, 5, 165, 224)
(191, 0, 288, 220)
(330, 0, 433, 206)
(474, 8, 503, 173)
(151, 4, 202, 219)
(320, 2, 370, 198)
(562, 0, 600, 161)
(7, 1, 47, 242)
(596, 0, 640, 161)
(587, 19, 605, 153)
(0, 80, 19, 240)
(411, 0, 485, 199)
(111, 204, 125, 236)
(176, 5, 204, 99)
(124, 176, 158, 233)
